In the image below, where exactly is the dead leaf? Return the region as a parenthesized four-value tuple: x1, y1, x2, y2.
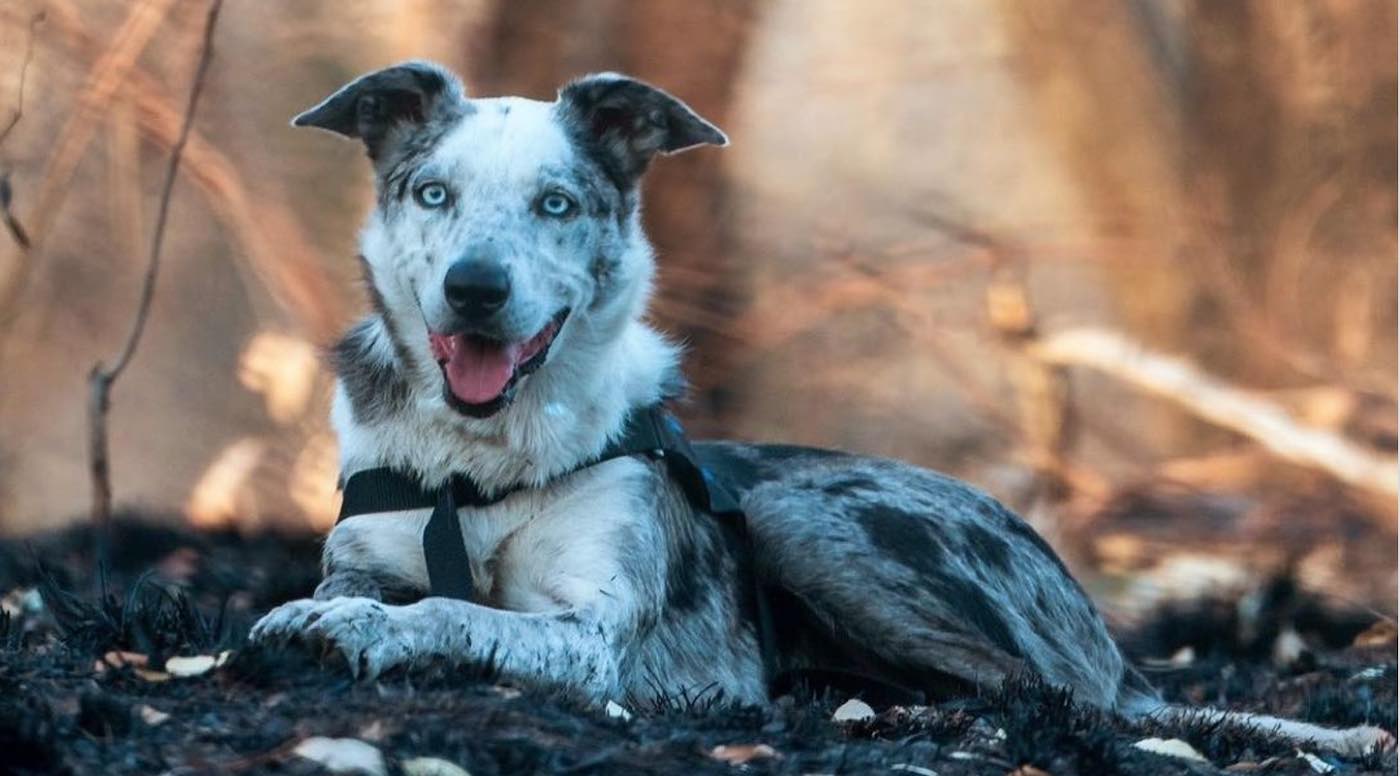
(165, 654, 218, 677)
(891, 765, 939, 776)
(401, 757, 473, 776)
(358, 720, 386, 742)
(1008, 766, 1051, 776)
(1, 587, 42, 617)
(708, 743, 779, 765)
(101, 650, 149, 669)
(138, 705, 170, 726)
(292, 737, 387, 776)
(1169, 646, 1195, 667)
(1133, 737, 1208, 763)
(133, 669, 172, 683)
(1353, 620, 1397, 648)
(1272, 628, 1307, 667)
(832, 698, 876, 722)
(1296, 750, 1335, 774)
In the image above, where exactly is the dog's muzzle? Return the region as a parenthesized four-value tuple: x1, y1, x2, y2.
(428, 308, 570, 418)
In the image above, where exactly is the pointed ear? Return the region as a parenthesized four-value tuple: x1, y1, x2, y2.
(557, 73, 727, 187)
(292, 60, 467, 162)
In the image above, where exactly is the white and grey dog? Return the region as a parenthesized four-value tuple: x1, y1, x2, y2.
(252, 61, 1390, 756)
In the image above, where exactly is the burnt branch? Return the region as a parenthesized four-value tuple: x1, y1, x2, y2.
(88, 0, 223, 541)
(0, 10, 42, 147)
(0, 10, 43, 251)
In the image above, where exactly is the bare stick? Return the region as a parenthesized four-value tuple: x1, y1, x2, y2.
(87, 0, 222, 535)
(0, 10, 43, 250)
(1029, 326, 1399, 501)
(0, 10, 42, 146)
(0, 0, 179, 323)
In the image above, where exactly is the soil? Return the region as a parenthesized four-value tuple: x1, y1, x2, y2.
(0, 516, 1394, 775)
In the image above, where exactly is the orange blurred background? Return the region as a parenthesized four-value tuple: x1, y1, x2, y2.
(0, 0, 1394, 619)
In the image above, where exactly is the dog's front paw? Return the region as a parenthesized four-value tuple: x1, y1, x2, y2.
(250, 597, 418, 679)
(250, 598, 324, 644)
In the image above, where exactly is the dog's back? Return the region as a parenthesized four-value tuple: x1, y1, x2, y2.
(696, 441, 1144, 710)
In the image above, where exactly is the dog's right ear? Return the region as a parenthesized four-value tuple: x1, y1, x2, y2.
(292, 61, 466, 161)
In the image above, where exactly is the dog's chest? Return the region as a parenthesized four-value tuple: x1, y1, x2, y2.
(458, 456, 651, 612)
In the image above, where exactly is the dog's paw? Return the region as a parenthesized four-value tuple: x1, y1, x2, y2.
(249, 598, 324, 644)
(250, 597, 418, 679)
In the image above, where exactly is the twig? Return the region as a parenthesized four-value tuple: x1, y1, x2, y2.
(0, 173, 29, 250)
(0, 10, 43, 251)
(35, 3, 345, 340)
(1028, 326, 1399, 503)
(87, 0, 222, 540)
(0, 0, 179, 325)
(0, 10, 42, 147)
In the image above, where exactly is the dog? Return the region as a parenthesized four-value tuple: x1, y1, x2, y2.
(251, 61, 1392, 757)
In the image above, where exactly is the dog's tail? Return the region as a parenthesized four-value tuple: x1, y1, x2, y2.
(1116, 666, 1395, 758)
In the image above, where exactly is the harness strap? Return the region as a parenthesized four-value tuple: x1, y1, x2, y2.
(421, 487, 475, 600)
(336, 404, 779, 687)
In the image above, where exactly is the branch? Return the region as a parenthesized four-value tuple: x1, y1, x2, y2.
(0, 0, 179, 323)
(0, 10, 42, 147)
(88, 0, 222, 535)
(1028, 326, 1399, 501)
(0, 10, 43, 251)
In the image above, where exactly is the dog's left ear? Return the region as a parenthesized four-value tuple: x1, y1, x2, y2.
(292, 60, 467, 162)
(558, 73, 727, 187)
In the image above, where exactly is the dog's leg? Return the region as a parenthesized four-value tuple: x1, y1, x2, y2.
(314, 570, 388, 601)
(250, 596, 624, 700)
(312, 512, 432, 602)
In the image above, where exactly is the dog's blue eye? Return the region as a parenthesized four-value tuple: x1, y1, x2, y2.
(538, 192, 576, 218)
(415, 182, 449, 208)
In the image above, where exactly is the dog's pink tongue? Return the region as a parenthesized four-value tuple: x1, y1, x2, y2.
(430, 333, 521, 404)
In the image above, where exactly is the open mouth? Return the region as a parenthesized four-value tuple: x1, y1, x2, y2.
(427, 309, 569, 418)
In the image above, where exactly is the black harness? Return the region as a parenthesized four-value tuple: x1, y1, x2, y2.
(336, 404, 780, 687)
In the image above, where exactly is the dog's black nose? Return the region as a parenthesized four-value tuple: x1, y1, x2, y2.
(443, 259, 511, 317)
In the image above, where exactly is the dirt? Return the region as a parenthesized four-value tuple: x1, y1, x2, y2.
(0, 516, 1394, 775)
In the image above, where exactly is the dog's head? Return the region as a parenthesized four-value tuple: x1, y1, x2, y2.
(297, 61, 724, 418)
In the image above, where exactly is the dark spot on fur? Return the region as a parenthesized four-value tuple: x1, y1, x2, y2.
(933, 574, 1022, 658)
(855, 504, 1022, 658)
(750, 445, 847, 466)
(1034, 589, 1051, 612)
(854, 505, 946, 572)
(375, 121, 458, 207)
(332, 318, 411, 425)
(820, 476, 881, 498)
(961, 522, 1012, 573)
(664, 530, 724, 615)
(589, 253, 619, 303)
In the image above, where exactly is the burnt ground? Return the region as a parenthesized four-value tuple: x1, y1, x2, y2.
(0, 515, 1394, 776)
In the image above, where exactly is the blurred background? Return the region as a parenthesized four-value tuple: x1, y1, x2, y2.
(0, 0, 1394, 624)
